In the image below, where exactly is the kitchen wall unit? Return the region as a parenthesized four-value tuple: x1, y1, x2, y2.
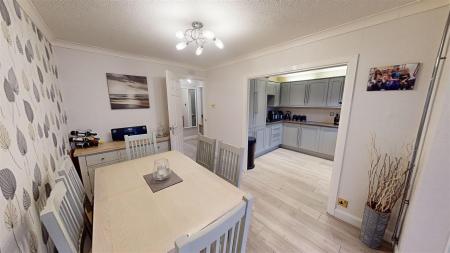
(281, 123, 338, 160)
(280, 76, 344, 108)
(266, 82, 280, 106)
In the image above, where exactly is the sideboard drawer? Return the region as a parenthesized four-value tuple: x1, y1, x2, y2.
(85, 151, 121, 166)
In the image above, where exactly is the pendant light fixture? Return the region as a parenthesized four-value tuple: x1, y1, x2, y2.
(175, 21, 224, 56)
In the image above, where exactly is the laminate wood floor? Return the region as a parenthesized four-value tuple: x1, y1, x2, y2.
(240, 148, 392, 253)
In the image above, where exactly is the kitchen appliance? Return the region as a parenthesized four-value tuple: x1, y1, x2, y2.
(284, 111, 292, 121)
(299, 115, 307, 122)
(276, 111, 284, 121)
(267, 111, 275, 122)
(334, 113, 340, 125)
(111, 125, 147, 141)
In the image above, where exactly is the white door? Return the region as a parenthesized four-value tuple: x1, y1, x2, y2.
(165, 70, 184, 152)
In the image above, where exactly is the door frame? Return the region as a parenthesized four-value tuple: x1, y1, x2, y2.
(166, 72, 207, 150)
(243, 54, 359, 216)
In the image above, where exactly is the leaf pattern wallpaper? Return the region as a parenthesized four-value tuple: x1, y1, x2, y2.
(0, 0, 69, 252)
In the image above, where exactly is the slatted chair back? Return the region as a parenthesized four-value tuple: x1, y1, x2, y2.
(125, 133, 157, 160)
(196, 135, 217, 172)
(215, 142, 245, 187)
(57, 157, 85, 205)
(175, 194, 253, 253)
(40, 182, 84, 253)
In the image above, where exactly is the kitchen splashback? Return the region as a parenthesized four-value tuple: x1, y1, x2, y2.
(278, 107, 340, 123)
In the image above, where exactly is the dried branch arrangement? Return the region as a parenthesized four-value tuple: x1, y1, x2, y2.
(367, 136, 412, 213)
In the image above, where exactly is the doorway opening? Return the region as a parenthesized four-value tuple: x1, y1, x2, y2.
(244, 57, 358, 218)
(180, 79, 205, 160)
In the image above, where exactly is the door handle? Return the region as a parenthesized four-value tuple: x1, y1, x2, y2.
(169, 125, 177, 135)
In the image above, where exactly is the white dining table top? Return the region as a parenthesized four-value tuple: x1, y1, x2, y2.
(92, 151, 246, 253)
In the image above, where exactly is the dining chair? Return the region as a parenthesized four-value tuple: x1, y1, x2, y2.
(125, 133, 157, 160)
(56, 157, 93, 233)
(40, 182, 91, 253)
(175, 194, 253, 253)
(196, 135, 217, 172)
(215, 141, 245, 187)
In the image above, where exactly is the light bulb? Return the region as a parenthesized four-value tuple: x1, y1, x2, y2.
(214, 38, 224, 49)
(195, 46, 203, 56)
(187, 79, 192, 84)
(203, 30, 215, 40)
(176, 42, 187, 50)
(175, 31, 184, 39)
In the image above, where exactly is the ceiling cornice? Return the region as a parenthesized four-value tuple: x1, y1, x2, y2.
(207, 0, 450, 71)
(25, 0, 449, 72)
(52, 39, 205, 72)
(17, 0, 54, 40)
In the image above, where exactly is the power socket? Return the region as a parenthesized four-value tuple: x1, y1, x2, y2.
(337, 198, 349, 208)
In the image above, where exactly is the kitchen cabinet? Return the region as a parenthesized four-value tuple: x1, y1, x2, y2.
(327, 77, 344, 107)
(281, 123, 338, 160)
(280, 83, 290, 106)
(271, 124, 282, 146)
(254, 127, 266, 154)
(266, 82, 280, 107)
(318, 127, 338, 156)
(299, 125, 320, 152)
(282, 124, 300, 148)
(279, 77, 344, 108)
(306, 79, 329, 107)
(253, 123, 283, 157)
(249, 79, 267, 127)
(289, 81, 307, 106)
(264, 127, 272, 149)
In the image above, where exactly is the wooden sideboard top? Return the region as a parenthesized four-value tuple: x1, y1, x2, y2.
(73, 136, 170, 157)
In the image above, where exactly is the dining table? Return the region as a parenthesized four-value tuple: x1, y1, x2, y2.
(92, 151, 247, 253)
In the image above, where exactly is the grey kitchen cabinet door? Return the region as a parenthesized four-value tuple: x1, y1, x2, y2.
(254, 79, 267, 126)
(327, 77, 345, 107)
(282, 124, 299, 148)
(318, 127, 338, 156)
(299, 125, 320, 152)
(264, 126, 272, 149)
(280, 83, 291, 106)
(306, 79, 329, 107)
(289, 81, 307, 106)
(271, 124, 282, 147)
(255, 127, 266, 154)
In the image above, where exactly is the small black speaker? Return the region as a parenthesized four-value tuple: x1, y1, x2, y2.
(111, 125, 147, 141)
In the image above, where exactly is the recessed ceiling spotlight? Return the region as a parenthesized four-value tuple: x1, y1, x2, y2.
(175, 21, 224, 56)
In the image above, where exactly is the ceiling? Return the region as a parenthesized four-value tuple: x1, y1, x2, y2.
(32, 0, 416, 68)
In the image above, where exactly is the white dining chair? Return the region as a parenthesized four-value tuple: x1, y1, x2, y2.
(215, 141, 245, 187)
(40, 181, 90, 253)
(56, 157, 93, 233)
(196, 135, 217, 172)
(175, 194, 253, 253)
(125, 133, 157, 160)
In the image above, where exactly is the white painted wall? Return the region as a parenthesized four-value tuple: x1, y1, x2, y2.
(55, 46, 203, 141)
(205, 5, 450, 232)
(397, 34, 450, 253)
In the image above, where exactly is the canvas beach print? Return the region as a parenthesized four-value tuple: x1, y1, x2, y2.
(367, 63, 420, 91)
(106, 73, 150, 109)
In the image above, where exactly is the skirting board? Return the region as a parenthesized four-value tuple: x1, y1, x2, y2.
(333, 209, 394, 243)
